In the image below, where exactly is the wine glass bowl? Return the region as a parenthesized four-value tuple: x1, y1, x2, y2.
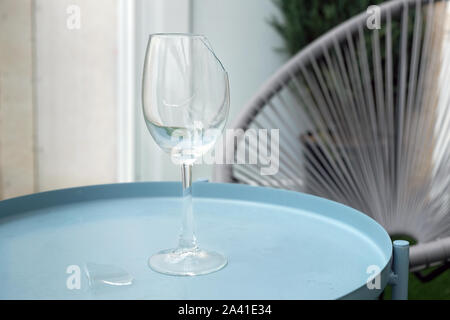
(142, 33, 229, 276)
(143, 34, 229, 165)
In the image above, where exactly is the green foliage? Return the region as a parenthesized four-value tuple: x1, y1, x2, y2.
(382, 266, 450, 299)
(269, 0, 386, 56)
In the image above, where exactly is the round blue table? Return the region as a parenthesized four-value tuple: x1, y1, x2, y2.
(0, 182, 407, 299)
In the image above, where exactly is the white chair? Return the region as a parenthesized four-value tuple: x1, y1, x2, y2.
(215, 0, 450, 277)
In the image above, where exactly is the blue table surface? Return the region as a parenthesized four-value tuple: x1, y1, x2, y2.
(0, 182, 392, 299)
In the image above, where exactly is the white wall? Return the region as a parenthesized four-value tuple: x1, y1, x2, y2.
(135, 0, 286, 182)
(0, 0, 34, 199)
(192, 0, 286, 125)
(34, 0, 118, 191)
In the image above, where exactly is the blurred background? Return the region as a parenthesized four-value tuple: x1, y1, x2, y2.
(0, 0, 286, 199)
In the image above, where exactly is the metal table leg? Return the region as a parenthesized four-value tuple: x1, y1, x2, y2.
(390, 240, 410, 300)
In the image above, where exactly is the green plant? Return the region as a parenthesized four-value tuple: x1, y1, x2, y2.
(269, 0, 386, 56)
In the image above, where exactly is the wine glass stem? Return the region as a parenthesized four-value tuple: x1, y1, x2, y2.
(178, 163, 197, 250)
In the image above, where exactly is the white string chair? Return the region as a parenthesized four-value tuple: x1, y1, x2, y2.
(214, 0, 450, 275)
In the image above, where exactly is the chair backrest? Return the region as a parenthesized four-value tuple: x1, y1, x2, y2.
(214, 0, 450, 242)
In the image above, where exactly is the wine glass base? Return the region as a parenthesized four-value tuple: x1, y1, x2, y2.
(149, 248, 227, 276)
